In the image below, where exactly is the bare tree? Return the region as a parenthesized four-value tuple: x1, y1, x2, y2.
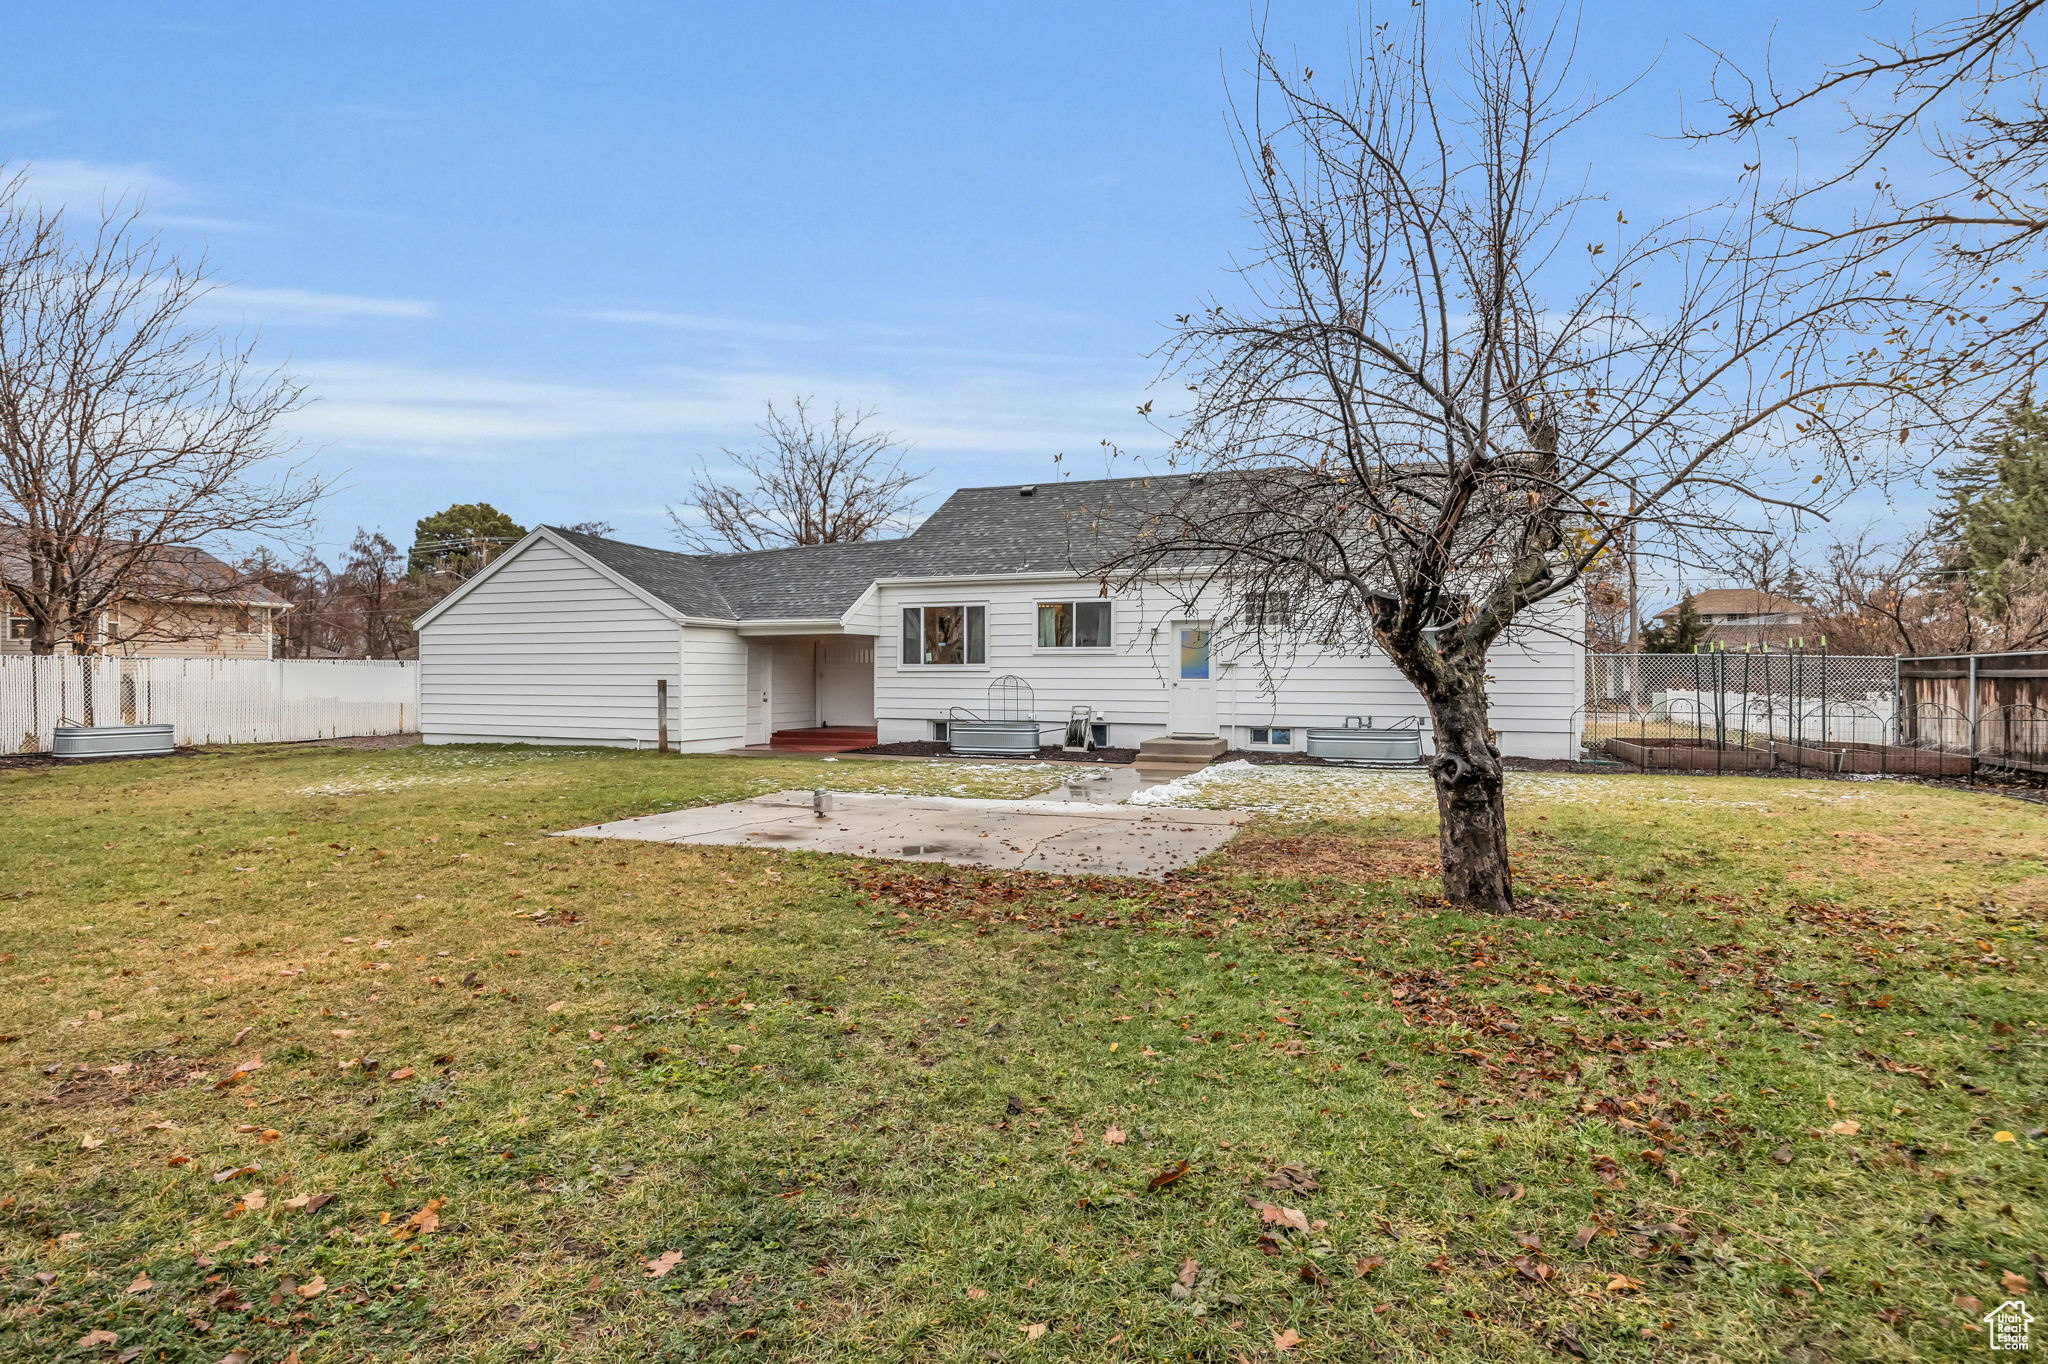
(0, 172, 320, 655)
(1808, 524, 2048, 655)
(1700, 2, 2048, 343)
(1091, 3, 1999, 912)
(669, 397, 925, 553)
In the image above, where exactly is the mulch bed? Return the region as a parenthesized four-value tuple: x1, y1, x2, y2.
(848, 741, 1140, 764)
(0, 746, 200, 771)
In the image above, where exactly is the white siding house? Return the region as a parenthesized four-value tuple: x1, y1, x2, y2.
(414, 477, 1585, 758)
(417, 534, 704, 749)
(867, 574, 1580, 759)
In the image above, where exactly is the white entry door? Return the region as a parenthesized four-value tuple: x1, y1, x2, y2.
(744, 643, 773, 745)
(1166, 621, 1216, 735)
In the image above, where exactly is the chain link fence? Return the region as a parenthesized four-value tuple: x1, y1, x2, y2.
(1579, 652, 1937, 775)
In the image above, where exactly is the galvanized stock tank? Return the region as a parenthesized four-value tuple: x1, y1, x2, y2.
(51, 723, 176, 759)
(1304, 717, 1423, 764)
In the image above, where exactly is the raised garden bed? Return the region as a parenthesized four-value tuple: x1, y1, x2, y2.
(1605, 737, 1773, 771)
(1774, 740, 1971, 777)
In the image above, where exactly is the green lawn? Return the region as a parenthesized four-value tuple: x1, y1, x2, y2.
(1, 743, 2043, 1363)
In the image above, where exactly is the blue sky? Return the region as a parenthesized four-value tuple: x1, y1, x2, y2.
(2, 1, 1897, 575)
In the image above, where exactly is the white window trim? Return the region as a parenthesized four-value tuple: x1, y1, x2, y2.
(1033, 598, 1116, 653)
(895, 601, 991, 670)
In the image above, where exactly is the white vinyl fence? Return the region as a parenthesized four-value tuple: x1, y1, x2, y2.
(1, 657, 417, 753)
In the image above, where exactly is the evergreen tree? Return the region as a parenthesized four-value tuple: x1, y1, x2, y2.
(1937, 401, 2048, 616)
(409, 503, 527, 576)
(1641, 593, 1710, 652)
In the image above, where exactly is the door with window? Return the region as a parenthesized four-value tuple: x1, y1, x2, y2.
(1166, 621, 1216, 735)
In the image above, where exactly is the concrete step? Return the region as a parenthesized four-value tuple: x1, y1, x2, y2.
(1134, 760, 1209, 779)
(1138, 735, 1228, 762)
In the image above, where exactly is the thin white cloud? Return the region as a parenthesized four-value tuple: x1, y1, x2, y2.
(290, 356, 1162, 467)
(200, 285, 438, 324)
(155, 213, 258, 234)
(0, 108, 56, 131)
(566, 309, 829, 343)
(13, 157, 181, 209)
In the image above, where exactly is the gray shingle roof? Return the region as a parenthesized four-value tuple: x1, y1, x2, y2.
(548, 527, 734, 619)
(0, 530, 292, 608)
(544, 473, 1197, 623)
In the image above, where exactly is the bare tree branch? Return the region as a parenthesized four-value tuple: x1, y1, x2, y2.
(668, 398, 925, 553)
(1088, 2, 2005, 912)
(0, 169, 321, 657)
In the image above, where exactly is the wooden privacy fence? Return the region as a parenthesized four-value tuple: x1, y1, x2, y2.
(1899, 651, 2048, 775)
(1, 657, 417, 753)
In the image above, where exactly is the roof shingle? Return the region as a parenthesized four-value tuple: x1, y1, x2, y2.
(546, 472, 1196, 622)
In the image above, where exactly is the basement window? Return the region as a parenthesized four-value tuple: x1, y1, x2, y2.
(930, 719, 950, 742)
(1248, 726, 1294, 747)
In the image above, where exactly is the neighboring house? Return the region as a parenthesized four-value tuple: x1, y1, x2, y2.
(1657, 588, 1813, 650)
(412, 474, 1584, 757)
(0, 538, 289, 659)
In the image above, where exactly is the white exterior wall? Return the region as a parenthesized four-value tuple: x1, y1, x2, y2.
(418, 537, 683, 747)
(770, 639, 818, 732)
(871, 575, 1582, 759)
(679, 626, 748, 751)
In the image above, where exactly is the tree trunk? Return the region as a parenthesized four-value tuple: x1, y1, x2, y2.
(1423, 678, 1515, 913)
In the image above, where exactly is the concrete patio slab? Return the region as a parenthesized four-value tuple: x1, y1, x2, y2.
(553, 789, 1247, 878)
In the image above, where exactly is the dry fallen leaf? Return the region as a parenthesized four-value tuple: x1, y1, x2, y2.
(1022, 1322, 1049, 1341)
(1274, 1327, 1305, 1351)
(125, 1273, 152, 1294)
(1355, 1254, 1385, 1276)
(965, 1287, 987, 1300)
(1827, 1120, 1861, 1136)
(212, 1057, 263, 1090)
(77, 1330, 118, 1348)
(1993, 1130, 2017, 1143)
(1102, 1125, 1127, 1146)
(1146, 1160, 1190, 1192)
(1251, 1201, 1310, 1234)
(1261, 1163, 1321, 1194)
(79, 1132, 105, 1151)
(389, 1067, 416, 1081)
(296, 1274, 327, 1299)
(211, 1164, 259, 1183)
(1607, 1274, 1643, 1293)
(281, 1192, 333, 1213)
(644, 1249, 685, 1279)
(2001, 1268, 2031, 1295)
(398, 1196, 444, 1237)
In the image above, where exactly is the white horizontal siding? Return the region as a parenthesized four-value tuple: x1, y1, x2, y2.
(679, 626, 746, 751)
(770, 640, 817, 731)
(419, 537, 682, 748)
(873, 577, 1582, 759)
